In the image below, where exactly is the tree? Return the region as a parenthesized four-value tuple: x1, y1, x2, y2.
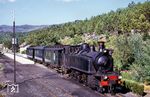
(4, 40, 12, 49)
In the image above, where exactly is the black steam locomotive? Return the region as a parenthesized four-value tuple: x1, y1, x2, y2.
(26, 42, 122, 94)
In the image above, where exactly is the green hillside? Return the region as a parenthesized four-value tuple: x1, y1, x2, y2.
(25, 1, 150, 46)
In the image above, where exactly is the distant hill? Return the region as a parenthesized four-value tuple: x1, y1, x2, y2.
(0, 25, 48, 33)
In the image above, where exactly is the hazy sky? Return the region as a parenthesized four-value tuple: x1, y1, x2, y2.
(0, 0, 147, 25)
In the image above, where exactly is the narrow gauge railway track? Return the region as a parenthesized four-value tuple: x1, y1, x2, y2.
(37, 79, 73, 97)
(116, 93, 126, 97)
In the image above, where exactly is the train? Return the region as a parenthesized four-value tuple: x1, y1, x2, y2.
(26, 42, 122, 94)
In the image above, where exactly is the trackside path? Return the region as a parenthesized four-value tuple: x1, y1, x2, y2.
(4, 53, 34, 64)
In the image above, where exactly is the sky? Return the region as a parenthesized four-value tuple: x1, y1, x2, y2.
(0, 0, 147, 25)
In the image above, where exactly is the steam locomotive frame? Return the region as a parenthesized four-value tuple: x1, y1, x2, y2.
(27, 43, 122, 94)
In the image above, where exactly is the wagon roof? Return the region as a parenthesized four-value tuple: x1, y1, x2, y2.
(33, 46, 46, 49)
(27, 46, 35, 49)
(45, 47, 64, 51)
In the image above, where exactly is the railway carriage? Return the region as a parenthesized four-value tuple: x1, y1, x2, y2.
(44, 46, 64, 68)
(34, 46, 45, 63)
(26, 46, 35, 59)
(44, 44, 80, 70)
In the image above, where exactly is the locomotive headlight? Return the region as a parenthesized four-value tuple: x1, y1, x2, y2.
(118, 76, 122, 79)
(104, 50, 107, 53)
(104, 76, 108, 80)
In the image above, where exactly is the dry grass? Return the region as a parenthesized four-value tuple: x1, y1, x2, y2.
(0, 82, 6, 90)
(0, 83, 6, 97)
(0, 94, 4, 97)
(0, 63, 3, 71)
(144, 85, 150, 92)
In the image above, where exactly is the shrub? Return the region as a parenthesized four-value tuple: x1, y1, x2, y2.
(21, 50, 26, 54)
(123, 79, 144, 96)
(113, 33, 150, 83)
(128, 35, 150, 82)
(121, 72, 132, 80)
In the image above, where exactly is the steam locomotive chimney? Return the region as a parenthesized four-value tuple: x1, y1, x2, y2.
(99, 42, 105, 52)
(98, 35, 106, 52)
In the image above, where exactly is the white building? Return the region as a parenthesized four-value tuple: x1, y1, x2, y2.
(19, 42, 30, 53)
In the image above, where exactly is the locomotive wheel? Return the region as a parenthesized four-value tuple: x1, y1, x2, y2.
(73, 71, 77, 80)
(61, 67, 67, 74)
(97, 87, 104, 94)
(69, 71, 73, 78)
(77, 74, 82, 83)
(69, 70, 75, 79)
(64, 68, 68, 74)
(87, 75, 96, 89)
(82, 74, 87, 84)
(34, 60, 37, 64)
(43, 62, 47, 66)
(109, 85, 115, 95)
(64, 69, 68, 74)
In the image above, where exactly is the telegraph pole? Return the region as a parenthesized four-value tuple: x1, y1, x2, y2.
(12, 10, 16, 84)
(6, 11, 19, 94)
